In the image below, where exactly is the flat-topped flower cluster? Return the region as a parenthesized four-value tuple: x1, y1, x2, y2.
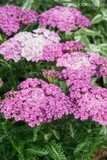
(0, 28, 60, 62)
(39, 6, 91, 32)
(1, 78, 71, 127)
(0, 5, 107, 127)
(0, 5, 38, 35)
(0, 5, 91, 36)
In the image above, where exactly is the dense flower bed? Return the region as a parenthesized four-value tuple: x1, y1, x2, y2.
(0, 2, 107, 159)
(0, 5, 107, 128)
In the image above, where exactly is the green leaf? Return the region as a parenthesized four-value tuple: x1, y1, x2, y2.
(87, 43, 107, 54)
(88, 44, 101, 52)
(79, 28, 101, 36)
(33, 126, 40, 142)
(90, 0, 100, 7)
(48, 141, 67, 160)
(22, 0, 34, 9)
(69, 124, 75, 139)
(59, 81, 68, 93)
(26, 147, 49, 156)
(98, 43, 107, 48)
(79, 35, 90, 49)
(101, 8, 107, 21)
(91, 77, 99, 86)
(101, 50, 107, 57)
(74, 31, 91, 49)
(92, 14, 103, 24)
(0, 34, 3, 42)
(100, 126, 107, 136)
(103, 78, 107, 87)
(52, 129, 60, 140)
(74, 139, 90, 154)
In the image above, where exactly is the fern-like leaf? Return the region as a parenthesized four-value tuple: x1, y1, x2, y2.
(47, 141, 67, 160)
(26, 147, 49, 157)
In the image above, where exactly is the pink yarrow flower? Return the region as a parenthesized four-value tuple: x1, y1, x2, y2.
(43, 40, 84, 61)
(0, 5, 38, 36)
(69, 84, 107, 125)
(39, 6, 91, 32)
(0, 78, 71, 127)
(56, 52, 104, 86)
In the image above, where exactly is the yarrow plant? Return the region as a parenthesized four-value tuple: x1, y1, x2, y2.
(56, 50, 107, 125)
(0, 3, 107, 160)
(0, 5, 107, 127)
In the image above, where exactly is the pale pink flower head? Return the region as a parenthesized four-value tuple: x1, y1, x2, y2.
(0, 28, 60, 62)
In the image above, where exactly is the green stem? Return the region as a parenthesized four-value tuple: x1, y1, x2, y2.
(7, 63, 17, 89)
